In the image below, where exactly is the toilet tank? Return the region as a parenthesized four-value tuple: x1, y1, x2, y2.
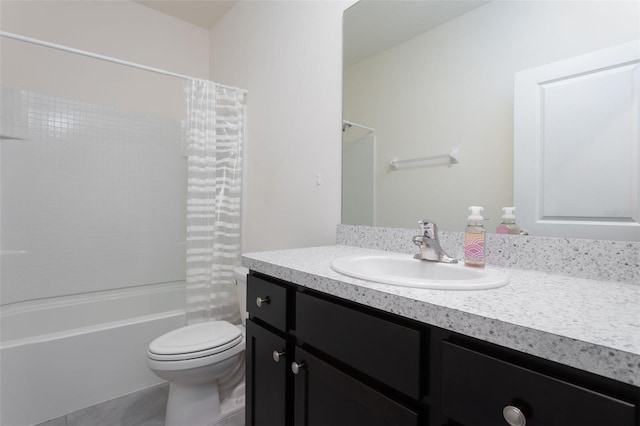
(234, 266, 249, 326)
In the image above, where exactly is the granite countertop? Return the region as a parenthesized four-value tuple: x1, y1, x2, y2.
(242, 245, 640, 386)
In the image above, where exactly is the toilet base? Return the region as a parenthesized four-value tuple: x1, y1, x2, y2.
(165, 380, 246, 426)
(166, 381, 221, 426)
(218, 381, 245, 424)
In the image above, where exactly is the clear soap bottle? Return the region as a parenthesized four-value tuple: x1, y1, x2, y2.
(464, 206, 485, 268)
(496, 207, 521, 235)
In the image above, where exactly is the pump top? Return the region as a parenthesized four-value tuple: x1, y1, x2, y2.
(467, 206, 484, 224)
(501, 207, 516, 221)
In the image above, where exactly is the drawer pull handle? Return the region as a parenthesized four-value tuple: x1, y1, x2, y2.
(291, 361, 305, 375)
(256, 296, 271, 307)
(503, 405, 526, 426)
(272, 350, 285, 362)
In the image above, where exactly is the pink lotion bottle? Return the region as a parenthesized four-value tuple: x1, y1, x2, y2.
(464, 206, 485, 268)
(496, 207, 521, 235)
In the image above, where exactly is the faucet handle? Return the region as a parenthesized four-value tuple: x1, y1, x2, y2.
(417, 220, 437, 239)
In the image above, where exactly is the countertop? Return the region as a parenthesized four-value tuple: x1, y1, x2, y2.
(242, 245, 640, 386)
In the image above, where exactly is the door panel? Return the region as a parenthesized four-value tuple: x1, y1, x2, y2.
(247, 320, 287, 426)
(292, 347, 419, 426)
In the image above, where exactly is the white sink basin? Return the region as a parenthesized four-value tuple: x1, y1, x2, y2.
(331, 254, 508, 290)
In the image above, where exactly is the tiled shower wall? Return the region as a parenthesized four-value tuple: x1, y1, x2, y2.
(0, 86, 187, 425)
(1, 85, 186, 305)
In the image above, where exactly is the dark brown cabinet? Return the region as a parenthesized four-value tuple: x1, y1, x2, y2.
(295, 291, 422, 400)
(246, 274, 288, 331)
(245, 273, 422, 426)
(292, 346, 419, 426)
(246, 274, 291, 426)
(246, 271, 640, 426)
(246, 320, 288, 426)
(441, 341, 636, 426)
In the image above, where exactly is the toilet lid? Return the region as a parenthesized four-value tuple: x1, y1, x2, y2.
(148, 321, 242, 359)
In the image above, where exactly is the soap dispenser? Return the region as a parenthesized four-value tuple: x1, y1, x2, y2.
(496, 207, 521, 235)
(465, 206, 485, 268)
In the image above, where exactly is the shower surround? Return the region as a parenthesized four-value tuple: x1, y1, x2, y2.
(0, 86, 187, 426)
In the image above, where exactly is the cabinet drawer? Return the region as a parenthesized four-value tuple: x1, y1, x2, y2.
(247, 275, 288, 331)
(295, 291, 421, 399)
(441, 341, 636, 426)
(292, 346, 420, 426)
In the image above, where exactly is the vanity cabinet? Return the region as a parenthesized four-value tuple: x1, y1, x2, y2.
(246, 320, 287, 426)
(294, 290, 422, 400)
(246, 271, 639, 426)
(293, 291, 422, 425)
(292, 346, 419, 426)
(440, 341, 636, 426)
(246, 273, 423, 426)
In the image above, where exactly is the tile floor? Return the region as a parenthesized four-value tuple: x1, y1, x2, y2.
(35, 383, 168, 426)
(34, 383, 245, 426)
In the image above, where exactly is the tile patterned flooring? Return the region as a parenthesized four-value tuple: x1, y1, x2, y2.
(35, 383, 168, 426)
(34, 383, 245, 426)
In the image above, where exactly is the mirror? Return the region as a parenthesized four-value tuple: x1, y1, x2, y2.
(342, 0, 639, 240)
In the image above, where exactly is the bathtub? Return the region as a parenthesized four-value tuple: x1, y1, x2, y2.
(0, 282, 187, 426)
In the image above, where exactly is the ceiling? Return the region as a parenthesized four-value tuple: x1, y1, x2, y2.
(343, 0, 490, 67)
(133, 0, 490, 65)
(133, 0, 237, 29)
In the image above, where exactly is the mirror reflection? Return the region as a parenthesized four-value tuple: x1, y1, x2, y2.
(342, 0, 639, 240)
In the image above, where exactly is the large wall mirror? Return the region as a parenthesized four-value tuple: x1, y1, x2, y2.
(342, 0, 640, 241)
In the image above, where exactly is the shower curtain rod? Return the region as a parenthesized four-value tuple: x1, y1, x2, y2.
(0, 31, 246, 94)
(342, 120, 375, 133)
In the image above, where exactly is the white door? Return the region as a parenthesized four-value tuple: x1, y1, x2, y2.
(514, 41, 639, 241)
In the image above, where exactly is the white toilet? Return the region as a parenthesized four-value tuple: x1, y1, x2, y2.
(147, 266, 249, 426)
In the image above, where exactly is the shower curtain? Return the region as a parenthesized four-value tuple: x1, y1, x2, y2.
(184, 79, 246, 324)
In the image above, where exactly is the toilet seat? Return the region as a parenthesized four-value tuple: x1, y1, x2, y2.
(148, 321, 242, 362)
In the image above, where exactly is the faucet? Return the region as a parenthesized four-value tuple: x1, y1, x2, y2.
(412, 220, 458, 263)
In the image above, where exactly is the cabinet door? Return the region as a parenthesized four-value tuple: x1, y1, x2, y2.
(292, 347, 419, 426)
(441, 341, 636, 426)
(296, 291, 421, 399)
(246, 320, 288, 426)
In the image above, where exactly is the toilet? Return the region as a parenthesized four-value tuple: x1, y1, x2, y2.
(147, 266, 249, 426)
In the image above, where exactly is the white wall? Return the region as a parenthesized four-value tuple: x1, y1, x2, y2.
(0, 0, 209, 118)
(344, 0, 639, 232)
(0, 1, 209, 79)
(208, 1, 354, 252)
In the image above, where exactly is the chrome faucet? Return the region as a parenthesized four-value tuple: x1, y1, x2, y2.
(412, 220, 458, 263)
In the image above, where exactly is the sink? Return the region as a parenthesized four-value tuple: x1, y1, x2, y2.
(330, 254, 508, 290)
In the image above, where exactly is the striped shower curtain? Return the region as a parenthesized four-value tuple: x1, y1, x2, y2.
(184, 79, 246, 324)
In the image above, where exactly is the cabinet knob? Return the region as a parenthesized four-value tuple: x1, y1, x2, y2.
(291, 361, 305, 375)
(256, 296, 270, 307)
(272, 350, 285, 362)
(503, 405, 526, 426)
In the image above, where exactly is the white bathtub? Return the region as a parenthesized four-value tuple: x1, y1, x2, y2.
(0, 282, 187, 426)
